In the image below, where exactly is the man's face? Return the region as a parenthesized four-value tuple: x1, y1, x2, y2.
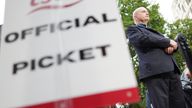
(135, 7, 149, 23)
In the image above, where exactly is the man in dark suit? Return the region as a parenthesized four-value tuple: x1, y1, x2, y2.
(127, 7, 185, 108)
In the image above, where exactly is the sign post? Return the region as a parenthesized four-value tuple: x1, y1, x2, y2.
(0, 0, 140, 107)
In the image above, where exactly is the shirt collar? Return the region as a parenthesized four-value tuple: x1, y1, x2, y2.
(136, 23, 147, 28)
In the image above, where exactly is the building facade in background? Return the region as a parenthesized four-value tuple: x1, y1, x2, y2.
(172, 0, 192, 19)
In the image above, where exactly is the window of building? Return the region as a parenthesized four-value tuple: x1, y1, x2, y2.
(182, 5, 186, 12)
(190, 7, 192, 13)
(186, 0, 190, 4)
(178, 4, 181, 10)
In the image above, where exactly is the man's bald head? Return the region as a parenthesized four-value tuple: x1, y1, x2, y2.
(132, 7, 149, 25)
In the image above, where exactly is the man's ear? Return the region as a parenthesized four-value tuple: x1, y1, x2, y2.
(134, 16, 139, 23)
(134, 14, 139, 20)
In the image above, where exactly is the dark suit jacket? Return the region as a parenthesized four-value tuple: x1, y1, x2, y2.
(126, 24, 179, 80)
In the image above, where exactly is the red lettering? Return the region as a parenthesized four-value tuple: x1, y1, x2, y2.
(42, 0, 50, 4)
(31, 0, 38, 6)
(31, 0, 51, 6)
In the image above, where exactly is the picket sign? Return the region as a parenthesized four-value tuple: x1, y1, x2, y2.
(0, 0, 140, 107)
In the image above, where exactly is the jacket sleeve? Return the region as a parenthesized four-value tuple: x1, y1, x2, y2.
(126, 26, 170, 48)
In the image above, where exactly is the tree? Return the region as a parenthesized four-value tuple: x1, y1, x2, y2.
(117, 0, 167, 107)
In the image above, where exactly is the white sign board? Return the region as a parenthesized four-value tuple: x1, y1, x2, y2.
(0, 0, 139, 107)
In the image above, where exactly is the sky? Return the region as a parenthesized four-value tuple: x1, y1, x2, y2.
(151, 0, 175, 23)
(0, 0, 174, 25)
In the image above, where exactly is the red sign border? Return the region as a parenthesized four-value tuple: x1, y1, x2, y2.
(22, 87, 140, 108)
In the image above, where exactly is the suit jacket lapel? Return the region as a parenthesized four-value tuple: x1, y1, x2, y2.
(136, 24, 165, 37)
(146, 27, 164, 37)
